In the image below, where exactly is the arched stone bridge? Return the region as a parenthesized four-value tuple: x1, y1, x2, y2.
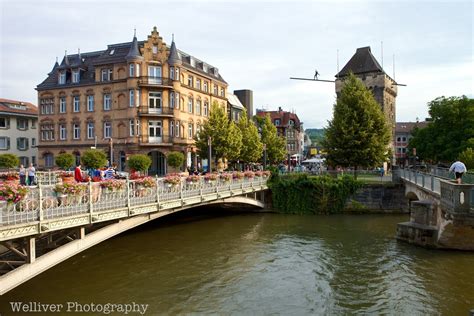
(0, 176, 269, 295)
(395, 168, 474, 250)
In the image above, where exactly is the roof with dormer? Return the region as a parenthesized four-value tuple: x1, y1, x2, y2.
(336, 46, 384, 77)
(0, 98, 38, 117)
(37, 31, 227, 90)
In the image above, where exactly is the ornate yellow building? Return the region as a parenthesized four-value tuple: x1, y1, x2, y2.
(37, 27, 228, 174)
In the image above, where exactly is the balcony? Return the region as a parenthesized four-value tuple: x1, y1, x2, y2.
(139, 135, 173, 146)
(138, 76, 173, 87)
(138, 106, 175, 117)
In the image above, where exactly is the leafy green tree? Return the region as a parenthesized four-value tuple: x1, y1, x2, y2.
(408, 96, 474, 163)
(55, 153, 75, 170)
(127, 154, 152, 172)
(0, 154, 19, 169)
(81, 149, 108, 170)
(167, 152, 185, 170)
(257, 114, 287, 164)
(194, 102, 242, 162)
(458, 147, 474, 170)
(238, 110, 263, 163)
(322, 73, 391, 178)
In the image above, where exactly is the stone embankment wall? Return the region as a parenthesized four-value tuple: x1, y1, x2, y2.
(345, 184, 408, 213)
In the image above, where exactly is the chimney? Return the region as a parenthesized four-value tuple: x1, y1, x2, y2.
(279, 106, 282, 112)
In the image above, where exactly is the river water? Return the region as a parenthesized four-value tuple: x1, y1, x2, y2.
(1, 208, 473, 315)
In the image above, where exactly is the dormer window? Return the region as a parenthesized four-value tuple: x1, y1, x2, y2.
(289, 120, 294, 126)
(109, 49, 115, 55)
(58, 72, 66, 85)
(274, 119, 281, 126)
(72, 70, 80, 83)
(152, 45, 158, 54)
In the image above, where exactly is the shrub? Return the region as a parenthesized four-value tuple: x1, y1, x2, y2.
(56, 153, 75, 170)
(269, 174, 361, 214)
(128, 154, 152, 172)
(167, 152, 185, 170)
(81, 149, 107, 170)
(458, 147, 474, 170)
(0, 154, 19, 169)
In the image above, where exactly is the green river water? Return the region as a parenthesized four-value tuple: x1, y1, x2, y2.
(0, 208, 473, 315)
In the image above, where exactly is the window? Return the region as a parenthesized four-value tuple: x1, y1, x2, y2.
(170, 92, 175, 109)
(40, 98, 54, 114)
(188, 97, 193, 113)
(104, 122, 112, 138)
(104, 94, 111, 110)
(196, 124, 201, 136)
(32, 138, 36, 147)
(397, 137, 401, 142)
(289, 120, 294, 126)
(73, 96, 80, 112)
(175, 120, 180, 138)
(59, 124, 67, 140)
(274, 119, 280, 126)
(170, 66, 174, 80)
(170, 121, 174, 137)
(135, 119, 140, 136)
(148, 120, 162, 139)
(175, 92, 180, 110)
(402, 137, 407, 142)
(148, 66, 162, 84)
(152, 45, 158, 54)
(129, 119, 135, 136)
(41, 124, 54, 141)
(148, 92, 162, 112)
(136, 89, 141, 107)
(60, 97, 66, 113)
(44, 154, 54, 168)
(174, 67, 179, 80)
(17, 119, 28, 130)
(31, 156, 36, 166)
(136, 64, 140, 77)
(196, 79, 201, 90)
(87, 122, 95, 139)
(220, 88, 225, 97)
(188, 75, 193, 87)
(129, 64, 135, 77)
(73, 123, 80, 139)
(31, 120, 36, 129)
(72, 70, 80, 83)
(58, 72, 66, 84)
(86, 95, 94, 112)
(0, 117, 8, 128)
(0, 137, 10, 150)
(203, 101, 209, 116)
(101, 69, 113, 81)
(17, 137, 28, 150)
(188, 123, 193, 139)
(214, 85, 218, 95)
(129, 90, 135, 107)
(20, 156, 29, 166)
(204, 81, 208, 92)
(196, 99, 201, 115)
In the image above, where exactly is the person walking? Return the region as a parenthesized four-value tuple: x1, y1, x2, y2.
(449, 160, 467, 184)
(19, 164, 26, 185)
(27, 163, 36, 186)
(104, 166, 115, 180)
(74, 164, 83, 182)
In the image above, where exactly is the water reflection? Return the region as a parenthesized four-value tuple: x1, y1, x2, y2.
(0, 210, 473, 315)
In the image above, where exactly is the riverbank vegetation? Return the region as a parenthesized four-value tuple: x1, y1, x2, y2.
(268, 174, 361, 214)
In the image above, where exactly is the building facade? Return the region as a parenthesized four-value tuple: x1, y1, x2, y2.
(36, 27, 228, 175)
(395, 121, 428, 166)
(0, 98, 38, 167)
(335, 46, 398, 163)
(234, 89, 253, 119)
(227, 93, 245, 122)
(256, 107, 302, 157)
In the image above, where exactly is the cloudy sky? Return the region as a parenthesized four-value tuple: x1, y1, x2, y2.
(0, 0, 472, 128)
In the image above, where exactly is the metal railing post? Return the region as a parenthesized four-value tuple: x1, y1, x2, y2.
(126, 177, 131, 216)
(38, 182, 43, 223)
(180, 179, 184, 206)
(88, 181, 94, 222)
(155, 175, 160, 211)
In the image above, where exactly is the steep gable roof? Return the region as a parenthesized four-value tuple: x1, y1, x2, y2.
(336, 46, 384, 77)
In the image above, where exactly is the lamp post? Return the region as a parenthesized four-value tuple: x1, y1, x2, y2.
(263, 143, 267, 170)
(207, 136, 212, 173)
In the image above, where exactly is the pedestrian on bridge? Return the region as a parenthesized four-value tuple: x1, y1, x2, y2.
(449, 160, 467, 184)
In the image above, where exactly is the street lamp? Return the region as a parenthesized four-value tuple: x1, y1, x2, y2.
(263, 143, 267, 170)
(207, 136, 212, 173)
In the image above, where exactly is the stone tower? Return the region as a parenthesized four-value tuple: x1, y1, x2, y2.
(335, 46, 398, 162)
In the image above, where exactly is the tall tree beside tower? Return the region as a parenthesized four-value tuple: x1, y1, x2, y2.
(322, 73, 391, 178)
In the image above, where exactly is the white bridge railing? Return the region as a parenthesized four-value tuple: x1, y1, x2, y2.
(0, 176, 268, 241)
